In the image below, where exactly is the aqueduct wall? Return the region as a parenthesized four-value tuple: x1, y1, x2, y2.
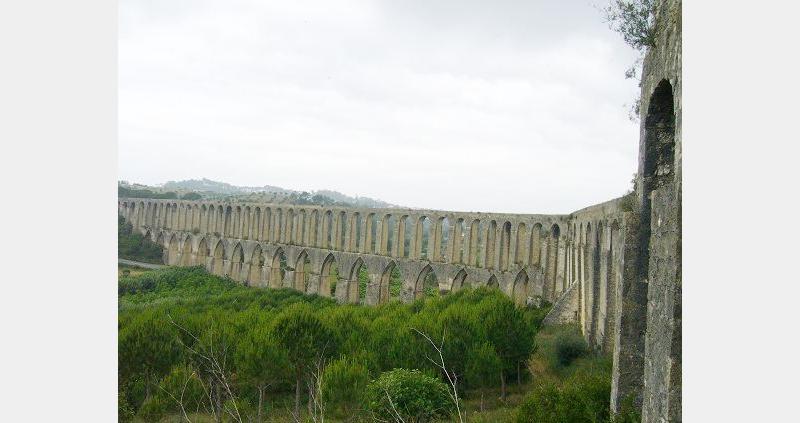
(118, 196, 627, 350)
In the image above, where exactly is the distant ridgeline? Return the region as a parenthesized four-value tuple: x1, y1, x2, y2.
(119, 179, 395, 209)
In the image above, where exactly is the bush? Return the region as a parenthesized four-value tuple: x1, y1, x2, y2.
(321, 358, 370, 417)
(365, 369, 454, 422)
(137, 395, 170, 421)
(554, 330, 588, 367)
(516, 370, 611, 423)
(156, 364, 206, 415)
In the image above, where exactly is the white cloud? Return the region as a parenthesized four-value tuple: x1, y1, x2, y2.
(119, 0, 640, 214)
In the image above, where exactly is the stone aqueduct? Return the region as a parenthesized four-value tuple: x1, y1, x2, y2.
(120, 0, 681, 420)
(118, 196, 626, 351)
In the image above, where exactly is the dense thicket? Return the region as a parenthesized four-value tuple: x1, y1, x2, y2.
(118, 267, 549, 421)
(118, 216, 163, 264)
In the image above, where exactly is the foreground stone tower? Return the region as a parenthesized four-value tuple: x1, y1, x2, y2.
(611, 0, 681, 421)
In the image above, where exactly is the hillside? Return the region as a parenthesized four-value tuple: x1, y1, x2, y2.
(119, 179, 397, 208)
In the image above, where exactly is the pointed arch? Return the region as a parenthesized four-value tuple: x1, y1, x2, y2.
(451, 268, 468, 292)
(414, 265, 438, 299)
(512, 270, 530, 306)
(348, 257, 367, 304)
(294, 250, 312, 292)
(247, 245, 264, 286)
(487, 274, 498, 288)
(320, 253, 339, 298)
(211, 240, 225, 276)
(270, 248, 287, 288)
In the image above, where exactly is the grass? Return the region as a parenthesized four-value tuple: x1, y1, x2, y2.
(118, 264, 151, 279)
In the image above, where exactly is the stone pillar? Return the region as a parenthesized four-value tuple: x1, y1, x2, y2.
(641, 188, 681, 423)
(610, 212, 648, 415)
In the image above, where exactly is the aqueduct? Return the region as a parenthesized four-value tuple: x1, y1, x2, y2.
(119, 0, 680, 420)
(119, 195, 626, 352)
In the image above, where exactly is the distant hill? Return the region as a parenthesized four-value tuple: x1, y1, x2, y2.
(120, 179, 397, 209)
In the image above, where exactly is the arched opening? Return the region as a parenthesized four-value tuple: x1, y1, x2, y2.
(639, 79, 676, 283)
(452, 218, 465, 264)
(324, 210, 334, 248)
(298, 209, 307, 246)
(242, 207, 250, 239)
(382, 214, 396, 256)
(294, 250, 312, 292)
(215, 205, 224, 235)
(234, 206, 243, 238)
(263, 208, 272, 242)
(366, 213, 378, 253)
(253, 207, 262, 241)
(287, 209, 296, 244)
(320, 254, 340, 298)
(224, 206, 233, 237)
(414, 265, 439, 299)
(499, 221, 511, 271)
(399, 215, 410, 258)
(275, 208, 284, 243)
(530, 223, 542, 267)
(379, 262, 402, 304)
(180, 237, 193, 266)
(337, 211, 347, 250)
(438, 217, 450, 262)
(230, 243, 244, 282)
(487, 275, 498, 289)
(248, 245, 264, 286)
(451, 269, 468, 291)
(200, 205, 208, 232)
(270, 249, 288, 288)
(469, 219, 481, 267)
(349, 212, 362, 252)
(484, 220, 497, 269)
(348, 258, 368, 304)
(196, 237, 209, 267)
(167, 235, 180, 265)
(212, 241, 225, 276)
(413, 216, 431, 260)
(513, 271, 529, 306)
(515, 223, 529, 266)
(545, 224, 561, 298)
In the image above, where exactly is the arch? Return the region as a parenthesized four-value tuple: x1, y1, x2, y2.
(215, 205, 224, 235)
(378, 261, 402, 304)
(270, 248, 287, 288)
(366, 213, 378, 253)
(262, 207, 272, 242)
(515, 222, 529, 266)
(336, 211, 347, 250)
(274, 208, 284, 243)
(247, 245, 264, 286)
(398, 215, 410, 258)
(414, 265, 439, 299)
(451, 218, 465, 264)
(499, 221, 511, 271)
(348, 258, 368, 304)
(252, 207, 262, 241)
(381, 214, 396, 256)
(530, 223, 543, 267)
(180, 236, 193, 266)
(319, 253, 340, 298)
(294, 250, 312, 292)
(468, 219, 481, 267)
(241, 206, 250, 239)
(211, 240, 225, 276)
(512, 270, 530, 306)
(309, 209, 319, 247)
(437, 216, 451, 262)
(167, 234, 180, 265)
(224, 206, 233, 237)
(230, 243, 244, 282)
(324, 210, 334, 248)
(286, 208, 295, 244)
(414, 215, 431, 260)
(349, 212, 362, 252)
(451, 268, 468, 291)
(298, 209, 307, 246)
(483, 220, 497, 269)
(200, 205, 208, 232)
(196, 237, 210, 267)
(545, 223, 561, 299)
(487, 274, 498, 288)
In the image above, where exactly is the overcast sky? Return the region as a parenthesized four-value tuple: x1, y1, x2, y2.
(119, 0, 640, 214)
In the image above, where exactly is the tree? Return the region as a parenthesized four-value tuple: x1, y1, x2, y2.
(481, 298, 537, 399)
(235, 327, 291, 423)
(271, 303, 336, 418)
(603, 0, 657, 51)
(465, 342, 502, 412)
(320, 358, 370, 418)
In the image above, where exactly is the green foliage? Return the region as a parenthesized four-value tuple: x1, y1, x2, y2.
(515, 368, 611, 423)
(603, 0, 656, 51)
(118, 267, 549, 420)
(366, 369, 455, 422)
(118, 216, 164, 263)
(181, 192, 203, 200)
(465, 341, 502, 391)
(358, 266, 369, 300)
(118, 390, 135, 423)
(119, 185, 178, 199)
(554, 330, 589, 368)
(321, 357, 370, 418)
(155, 364, 206, 415)
(389, 265, 403, 298)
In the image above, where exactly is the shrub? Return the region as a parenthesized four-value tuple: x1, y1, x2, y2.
(321, 358, 370, 418)
(365, 369, 454, 422)
(137, 395, 170, 421)
(155, 364, 206, 415)
(516, 370, 611, 423)
(554, 330, 588, 367)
